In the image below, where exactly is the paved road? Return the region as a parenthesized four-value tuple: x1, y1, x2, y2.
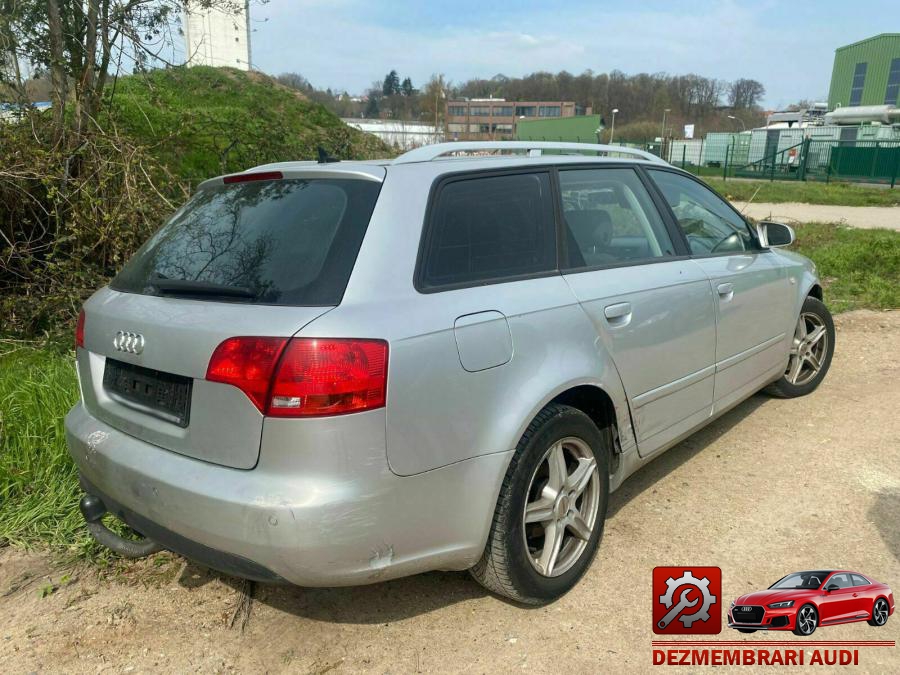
(1, 311, 898, 673)
(731, 202, 900, 230)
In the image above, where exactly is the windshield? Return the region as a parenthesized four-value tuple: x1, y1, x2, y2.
(111, 178, 381, 305)
(770, 571, 832, 590)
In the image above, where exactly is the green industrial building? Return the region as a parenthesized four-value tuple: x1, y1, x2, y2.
(515, 114, 602, 143)
(828, 33, 900, 109)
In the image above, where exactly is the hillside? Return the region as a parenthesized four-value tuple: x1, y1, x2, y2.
(110, 66, 391, 185)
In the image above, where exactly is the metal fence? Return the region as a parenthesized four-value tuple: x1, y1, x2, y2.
(661, 131, 900, 187)
(726, 138, 900, 186)
(447, 133, 900, 186)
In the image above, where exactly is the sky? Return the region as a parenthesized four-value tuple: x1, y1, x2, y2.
(248, 0, 894, 110)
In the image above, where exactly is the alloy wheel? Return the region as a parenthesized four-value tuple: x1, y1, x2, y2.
(874, 599, 889, 625)
(785, 312, 828, 386)
(522, 437, 601, 577)
(797, 605, 817, 634)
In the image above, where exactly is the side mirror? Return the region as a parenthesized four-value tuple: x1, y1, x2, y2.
(757, 221, 795, 248)
(825, 583, 840, 592)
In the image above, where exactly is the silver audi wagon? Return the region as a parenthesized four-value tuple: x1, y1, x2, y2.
(66, 142, 834, 604)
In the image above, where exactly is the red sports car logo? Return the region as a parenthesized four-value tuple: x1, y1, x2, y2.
(729, 570, 894, 636)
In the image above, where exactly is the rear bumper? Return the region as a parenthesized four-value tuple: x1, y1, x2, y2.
(66, 402, 511, 587)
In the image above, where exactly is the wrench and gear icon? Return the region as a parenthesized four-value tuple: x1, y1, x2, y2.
(657, 571, 717, 629)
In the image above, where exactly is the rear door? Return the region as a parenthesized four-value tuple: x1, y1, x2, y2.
(646, 169, 792, 410)
(78, 172, 382, 469)
(558, 166, 717, 457)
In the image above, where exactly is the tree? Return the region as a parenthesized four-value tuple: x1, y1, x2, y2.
(728, 79, 765, 110)
(382, 69, 400, 97)
(364, 95, 380, 119)
(1, 0, 248, 146)
(420, 73, 448, 127)
(277, 72, 313, 92)
(401, 76, 415, 97)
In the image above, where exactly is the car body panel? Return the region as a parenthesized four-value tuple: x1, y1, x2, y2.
(77, 288, 331, 469)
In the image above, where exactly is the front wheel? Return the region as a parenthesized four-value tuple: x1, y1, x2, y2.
(766, 296, 835, 398)
(868, 598, 890, 626)
(793, 604, 818, 636)
(470, 404, 610, 605)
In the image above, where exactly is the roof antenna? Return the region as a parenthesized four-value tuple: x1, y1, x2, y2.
(317, 146, 340, 164)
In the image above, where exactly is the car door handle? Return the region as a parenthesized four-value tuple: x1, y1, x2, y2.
(853, 593, 859, 597)
(604, 302, 632, 326)
(717, 283, 734, 296)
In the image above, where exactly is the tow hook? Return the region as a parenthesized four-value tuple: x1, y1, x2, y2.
(79, 493, 164, 558)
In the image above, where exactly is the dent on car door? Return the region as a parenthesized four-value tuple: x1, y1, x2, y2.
(558, 167, 716, 458)
(647, 169, 792, 409)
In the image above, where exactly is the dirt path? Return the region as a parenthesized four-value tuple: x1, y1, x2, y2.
(730, 202, 900, 230)
(2, 311, 899, 674)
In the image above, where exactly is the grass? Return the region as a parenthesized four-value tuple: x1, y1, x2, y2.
(0, 223, 895, 556)
(111, 66, 391, 186)
(789, 223, 900, 313)
(703, 178, 900, 207)
(0, 343, 94, 555)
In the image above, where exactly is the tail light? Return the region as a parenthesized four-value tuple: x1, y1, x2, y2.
(206, 337, 288, 412)
(206, 337, 388, 417)
(75, 309, 86, 349)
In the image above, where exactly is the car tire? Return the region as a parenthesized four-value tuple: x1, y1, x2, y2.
(736, 628, 757, 634)
(470, 404, 610, 605)
(793, 603, 818, 636)
(868, 598, 890, 627)
(766, 296, 835, 399)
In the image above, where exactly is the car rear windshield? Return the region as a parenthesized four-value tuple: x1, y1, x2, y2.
(111, 178, 381, 305)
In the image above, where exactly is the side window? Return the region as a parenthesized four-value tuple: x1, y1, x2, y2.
(852, 574, 870, 587)
(648, 170, 756, 256)
(828, 573, 852, 589)
(420, 172, 556, 289)
(559, 168, 676, 269)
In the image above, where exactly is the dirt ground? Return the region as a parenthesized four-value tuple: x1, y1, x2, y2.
(731, 202, 900, 230)
(1, 310, 898, 674)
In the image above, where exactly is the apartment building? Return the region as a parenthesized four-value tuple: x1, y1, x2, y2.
(445, 99, 585, 139)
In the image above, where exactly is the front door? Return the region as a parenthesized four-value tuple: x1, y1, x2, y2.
(646, 169, 792, 410)
(818, 573, 859, 623)
(558, 167, 717, 458)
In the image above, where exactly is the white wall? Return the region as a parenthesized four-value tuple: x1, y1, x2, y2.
(185, 1, 250, 70)
(343, 119, 443, 149)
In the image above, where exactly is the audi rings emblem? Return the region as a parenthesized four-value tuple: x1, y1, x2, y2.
(113, 331, 145, 355)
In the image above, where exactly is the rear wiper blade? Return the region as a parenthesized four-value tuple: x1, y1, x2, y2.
(150, 276, 256, 299)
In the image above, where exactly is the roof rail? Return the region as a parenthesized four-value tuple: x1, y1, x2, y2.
(393, 141, 668, 165)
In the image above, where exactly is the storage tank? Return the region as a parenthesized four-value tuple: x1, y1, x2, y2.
(825, 105, 900, 125)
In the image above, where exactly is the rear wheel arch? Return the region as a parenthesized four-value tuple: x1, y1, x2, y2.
(549, 385, 621, 471)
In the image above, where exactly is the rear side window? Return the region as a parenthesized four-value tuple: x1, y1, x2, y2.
(852, 574, 870, 586)
(111, 178, 381, 305)
(419, 172, 556, 289)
